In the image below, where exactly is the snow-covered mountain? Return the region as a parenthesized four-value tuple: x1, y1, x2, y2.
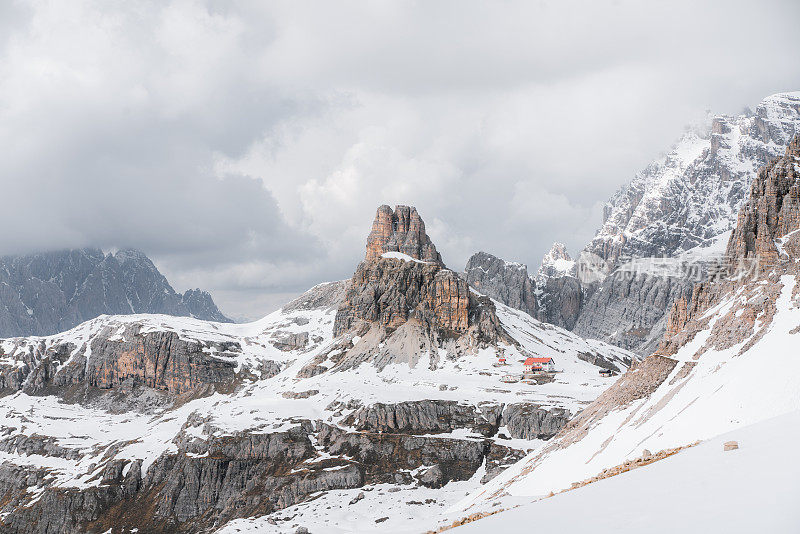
(0, 206, 635, 534)
(450, 134, 800, 530)
(535, 243, 576, 286)
(585, 91, 800, 269)
(0, 248, 230, 338)
(532, 91, 800, 355)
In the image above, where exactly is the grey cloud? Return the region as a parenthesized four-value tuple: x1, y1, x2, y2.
(0, 0, 798, 320)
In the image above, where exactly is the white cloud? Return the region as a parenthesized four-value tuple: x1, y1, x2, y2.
(0, 0, 797, 318)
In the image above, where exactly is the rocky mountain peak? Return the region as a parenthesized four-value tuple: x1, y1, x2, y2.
(365, 204, 443, 265)
(528, 91, 800, 356)
(725, 133, 800, 268)
(0, 247, 231, 337)
(584, 91, 800, 272)
(334, 206, 510, 352)
(536, 242, 576, 284)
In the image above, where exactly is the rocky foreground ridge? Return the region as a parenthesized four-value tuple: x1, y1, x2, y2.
(0, 248, 230, 338)
(0, 205, 634, 534)
(459, 134, 800, 516)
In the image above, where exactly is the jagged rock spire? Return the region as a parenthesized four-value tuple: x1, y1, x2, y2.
(365, 205, 443, 265)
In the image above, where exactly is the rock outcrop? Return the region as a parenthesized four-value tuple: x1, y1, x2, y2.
(726, 135, 800, 267)
(463, 252, 537, 317)
(535, 274, 584, 330)
(500, 403, 571, 441)
(0, 422, 361, 534)
(0, 248, 230, 338)
(365, 205, 442, 264)
(334, 205, 499, 342)
(0, 320, 252, 403)
(572, 271, 692, 354)
(343, 400, 572, 442)
(333, 259, 470, 337)
(536, 243, 576, 284)
(343, 400, 503, 437)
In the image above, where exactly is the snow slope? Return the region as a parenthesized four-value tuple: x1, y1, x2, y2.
(459, 272, 800, 508)
(454, 410, 800, 534)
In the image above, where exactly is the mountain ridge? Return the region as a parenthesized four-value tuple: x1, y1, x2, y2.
(0, 247, 231, 338)
(455, 134, 800, 521)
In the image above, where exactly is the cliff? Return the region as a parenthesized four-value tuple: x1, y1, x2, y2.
(463, 251, 537, 318)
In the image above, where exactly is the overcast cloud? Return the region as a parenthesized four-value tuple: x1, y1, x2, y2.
(1, 0, 798, 319)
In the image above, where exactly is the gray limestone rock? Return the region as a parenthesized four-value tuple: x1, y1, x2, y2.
(501, 403, 571, 440)
(535, 274, 583, 330)
(0, 248, 230, 339)
(463, 252, 537, 317)
(343, 400, 503, 437)
(572, 271, 693, 355)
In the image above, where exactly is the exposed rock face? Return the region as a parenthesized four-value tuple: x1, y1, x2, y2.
(334, 205, 491, 342)
(343, 400, 503, 437)
(365, 205, 442, 264)
(271, 331, 309, 352)
(535, 274, 583, 330)
(463, 252, 537, 317)
(500, 403, 571, 441)
(726, 135, 800, 267)
(572, 272, 692, 354)
(0, 248, 230, 338)
(343, 400, 571, 442)
(0, 320, 248, 401)
(333, 258, 469, 337)
(318, 423, 512, 489)
(0, 423, 362, 534)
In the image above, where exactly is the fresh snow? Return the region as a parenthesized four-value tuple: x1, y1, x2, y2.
(381, 251, 432, 263)
(454, 410, 800, 534)
(458, 274, 800, 511)
(0, 288, 635, 508)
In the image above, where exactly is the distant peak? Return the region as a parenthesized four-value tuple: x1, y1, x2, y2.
(538, 242, 576, 282)
(111, 248, 150, 262)
(762, 90, 800, 103)
(545, 242, 573, 262)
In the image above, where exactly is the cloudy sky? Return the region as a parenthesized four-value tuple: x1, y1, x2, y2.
(1, 0, 798, 319)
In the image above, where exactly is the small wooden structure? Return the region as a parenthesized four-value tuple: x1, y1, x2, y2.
(500, 374, 519, 383)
